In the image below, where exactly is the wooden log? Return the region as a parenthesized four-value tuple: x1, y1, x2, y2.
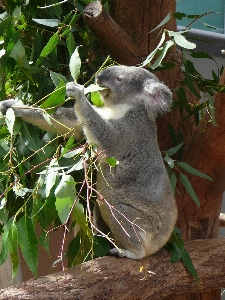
(0, 239, 225, 299)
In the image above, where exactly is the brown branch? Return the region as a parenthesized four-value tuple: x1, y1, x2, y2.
(83, 1, 141, 65)
(1, 239, 225, 299)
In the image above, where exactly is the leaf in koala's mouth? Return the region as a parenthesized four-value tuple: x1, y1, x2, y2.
(84, 84, 109, 94)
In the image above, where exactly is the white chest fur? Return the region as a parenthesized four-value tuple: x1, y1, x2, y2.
(93, 103, 132, 120)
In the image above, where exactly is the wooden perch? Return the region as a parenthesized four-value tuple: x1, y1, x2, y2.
(0, 239, 225, 299)
(83, 1, 141, 65)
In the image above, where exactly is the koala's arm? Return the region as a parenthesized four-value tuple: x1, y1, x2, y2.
(0, 99, 84, 140)
(66, 83, 114, 143)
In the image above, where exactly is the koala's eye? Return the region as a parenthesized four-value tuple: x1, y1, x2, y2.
(116, 76, 122, 82)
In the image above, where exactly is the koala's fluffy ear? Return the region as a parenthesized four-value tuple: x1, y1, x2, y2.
(142, 79, 173, 114)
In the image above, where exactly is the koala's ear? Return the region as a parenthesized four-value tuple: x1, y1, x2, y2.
(142, 79, 173, 113)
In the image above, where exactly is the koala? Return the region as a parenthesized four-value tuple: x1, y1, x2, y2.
(0, 66, 177, 259)
(66, 66, 178, 259)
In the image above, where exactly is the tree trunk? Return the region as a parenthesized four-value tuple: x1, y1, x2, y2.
(83, 1, 225, 299)
(1, 239, 225, 299)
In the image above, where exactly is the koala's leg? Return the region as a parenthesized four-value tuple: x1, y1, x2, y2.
(107, 204, 148, 260)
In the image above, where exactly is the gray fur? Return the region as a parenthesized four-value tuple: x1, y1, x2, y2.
(66, 65, 177, 259)
(0, 99, 83, 140)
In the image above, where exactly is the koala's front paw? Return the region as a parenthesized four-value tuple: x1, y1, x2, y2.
(0, 99, 17, 116)
(66, 82, 85, 100)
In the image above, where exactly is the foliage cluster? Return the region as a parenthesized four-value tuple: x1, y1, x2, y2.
(0, 0, 224, 280)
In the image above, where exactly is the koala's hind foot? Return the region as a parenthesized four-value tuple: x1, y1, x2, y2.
(109, 247, 145, 260)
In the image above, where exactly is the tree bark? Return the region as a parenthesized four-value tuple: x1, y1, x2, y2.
(0, 239, 225, 300)
(83, 1, 141, 65)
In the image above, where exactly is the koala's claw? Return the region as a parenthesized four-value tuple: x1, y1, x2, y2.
(66, 82, 85, 99)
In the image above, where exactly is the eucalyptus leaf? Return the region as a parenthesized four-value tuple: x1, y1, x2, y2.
(8, 223, 19, 279)
(35, 32, 58, 66)
(164, 154, 174, 169)
(177, 162, 213, 181)
(151, 40, 175, 69)
(180, 173, 200, 207)
(166, 142, 183, 156)
(150, 13, 171, 33)
(17, 215, 38, 277)
(69, 47, 81, 82)
(181, 249, 199, 282)
(141, 32, 166, 67)
(71, 202, 91, 237)
(32, 18, 60, 27)
(173, 34, 196, 50)
(55, 174, 76, 223)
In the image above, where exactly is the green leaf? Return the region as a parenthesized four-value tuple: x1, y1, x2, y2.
(32, 18, 59, 27)
(35, 32, 59, 66)
(17, 215, 38, 277)
(151, 40, 175, 69)
(31, 146, 55, 170)
(71, 202, 91, 237)
(9, 40, 30, 69)
(8, 223, 19, 279)
(173, 12, 187, 20)
(44, 193, 58, 226)
(177, 162, 213, 181)
(12, 6, 21, 19)
(84, 84, 108, 94)
(105, 157, 118, 167)
(141, 31, 166, 67)
(69, 46, 81, 82)
(173, 33, 196, 50)
(66, 31, 76, 56)
(0, 219, 13, 265)
(39, 231, 50, 255)
(68, 234, 82, 267)
(164, 154, 174, 168)
(50, 71, 67, 87)
(46, 170, 58, 197)
(60, 136, 75, 157)
(180, 173, 200, 207)
(93, 235, 110, 257)
(55, 174, 76, 223)
(40, 81, 66, 110)
(90, 91, 104, 107)
(190, 52, 214, 60)
(0, 17, 13, 36)
(169, 230, 184, 262)
(181, 249, 199, 282)
(166, 142, 183, 156)
(20, 123, 40, 151)
(150, 13, 171, 32)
